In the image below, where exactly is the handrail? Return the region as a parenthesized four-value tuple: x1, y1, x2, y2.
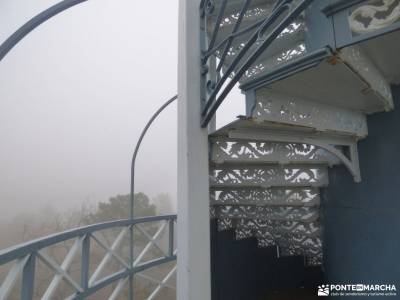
(0, 215, 176, 265)
(0, 2, 179, 299)
(0, 215, 177, 299)
(200, 0, 314, 127)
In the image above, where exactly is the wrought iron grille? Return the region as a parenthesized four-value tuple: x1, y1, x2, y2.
(199, 0, 313, 127)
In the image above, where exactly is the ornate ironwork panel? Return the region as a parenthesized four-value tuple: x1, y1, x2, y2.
(253, 90, 369, 137)
(200, 0, 314, 127)
(211, 138, 341, 164)
(217, 218, 237, 231)
(237, 219, 322, 237)
(349, 0, 400, 36)
(332, 0, 400, 47)
(214, 205, 320, 222)
(230, 218, 323, 264)
(210, 165, 329, 187)
(210, 187, 320, 206)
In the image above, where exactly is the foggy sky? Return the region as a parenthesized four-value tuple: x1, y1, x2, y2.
(0, 0, 244, 221)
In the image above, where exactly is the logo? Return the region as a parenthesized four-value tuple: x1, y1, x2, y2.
(318, 285, 330, 296)
(317, 284, 397, 297)
(356, 284, 364, 291)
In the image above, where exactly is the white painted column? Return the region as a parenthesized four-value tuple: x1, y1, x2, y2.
(177, 0, 211, 299)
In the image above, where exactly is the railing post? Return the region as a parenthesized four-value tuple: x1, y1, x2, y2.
(21, 253, 36, 300)
(168, 219, 174, 257)
(81, 234, 90, 292)
(129, 95, 177, 300)
(129, 223, 134, 300)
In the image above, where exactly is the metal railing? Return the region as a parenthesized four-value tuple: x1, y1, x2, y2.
(200, 0, 314, 127)
(0, 1, 179, 299)
(0, 215, 177, 300)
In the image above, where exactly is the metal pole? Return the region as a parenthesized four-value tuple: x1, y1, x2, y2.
(129, 94, 177, 299)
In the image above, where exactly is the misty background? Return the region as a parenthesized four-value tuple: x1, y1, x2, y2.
(0, 0, 244, 225)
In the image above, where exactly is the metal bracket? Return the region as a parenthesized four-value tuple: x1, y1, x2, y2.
(228, 128, 361, 182)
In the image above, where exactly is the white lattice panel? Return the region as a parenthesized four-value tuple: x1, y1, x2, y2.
(210, 164, 329, 188)
(210, 187, 320, 206)
(214, 205, 319, 222)
(211, 138, 341, 165)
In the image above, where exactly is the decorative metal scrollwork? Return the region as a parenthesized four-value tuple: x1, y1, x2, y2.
(350, 0, 400, 35)
(211, 187, 320, 206)
(210, 139, 340, 165)
(215, 205, 320, 222)
(200, 0, 313, 127)
(217, 217, 323, 265)
(210, 165, 329, 187)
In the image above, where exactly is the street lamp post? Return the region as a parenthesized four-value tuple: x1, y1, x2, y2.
(128, 94, 177, 299)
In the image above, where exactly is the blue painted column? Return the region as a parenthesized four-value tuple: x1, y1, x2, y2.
(324, 85, 400, 293)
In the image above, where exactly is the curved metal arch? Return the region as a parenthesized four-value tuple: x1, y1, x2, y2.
(128, 94, 177, 299)
(0, 0, 88, 62)
(130, 95, 178, 219)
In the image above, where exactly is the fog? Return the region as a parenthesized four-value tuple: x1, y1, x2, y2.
(0, 0, 244, 222)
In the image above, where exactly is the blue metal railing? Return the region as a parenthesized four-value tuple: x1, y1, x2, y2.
(0, 3, 179, 298)
(0, 215, 177, 300)
(200, 0, 314, 127)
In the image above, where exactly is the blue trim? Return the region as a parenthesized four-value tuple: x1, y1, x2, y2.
(326, 0, 400, 48)
(0, 215, 177, 299)
(322, 0, 366, 16)
(305, 0, 336, 52)
(335, 15, 400, 48)
(73, 269, 129, 299)
(80, 234, 90, 291)
(70, 255, 177, 299)
(134, 255, 177, 273)
(245, 89, 256, 117)
(0, 215, 177, 264)
(240, 47, 332, 91)
(21, 253, 36, 300)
